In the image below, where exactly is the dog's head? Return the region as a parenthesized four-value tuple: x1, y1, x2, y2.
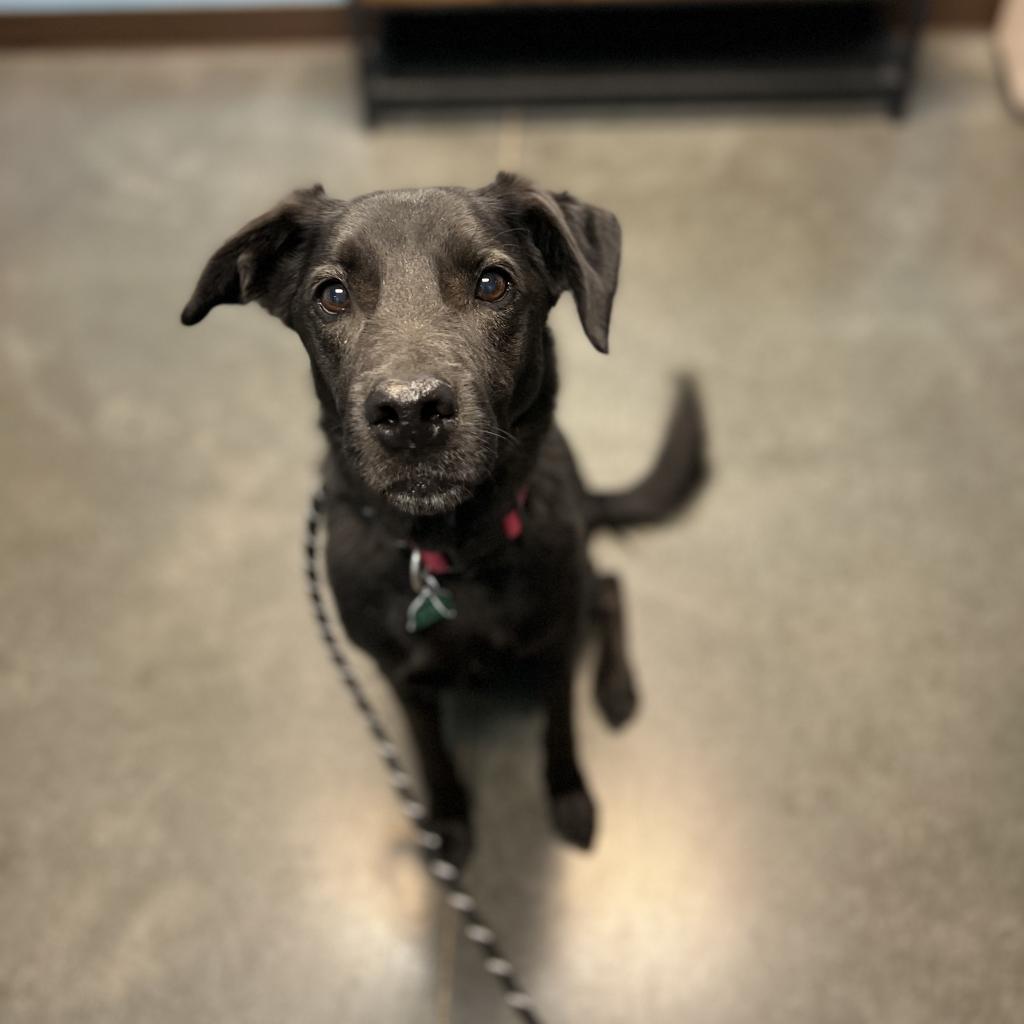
(181, 174, 620, 516)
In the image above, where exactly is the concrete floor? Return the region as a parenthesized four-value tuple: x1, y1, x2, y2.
(2, 32, 1023, 1024)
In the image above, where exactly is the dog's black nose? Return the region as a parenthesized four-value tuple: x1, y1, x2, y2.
(364, 378, 458, 451)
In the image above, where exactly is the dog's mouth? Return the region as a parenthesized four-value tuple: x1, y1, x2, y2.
(381, 474, 475, 516)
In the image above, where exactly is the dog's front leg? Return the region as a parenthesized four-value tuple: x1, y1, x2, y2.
(542, 661, 596, 849)
(396, 681, 472, 869)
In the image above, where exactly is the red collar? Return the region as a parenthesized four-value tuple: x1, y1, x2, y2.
(417, 486, 528, 576)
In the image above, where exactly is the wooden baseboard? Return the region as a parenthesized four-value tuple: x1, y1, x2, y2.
(0, 1, 997, 49)
(0, 7, 351, 47)
(930, 0, 999, 22)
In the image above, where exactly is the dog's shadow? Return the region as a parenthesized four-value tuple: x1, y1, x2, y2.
(440, 678, 567, 1007)
(449, 676, 560, 866)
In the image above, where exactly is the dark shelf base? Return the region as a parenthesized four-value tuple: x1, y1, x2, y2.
(355, 1, 927, 122)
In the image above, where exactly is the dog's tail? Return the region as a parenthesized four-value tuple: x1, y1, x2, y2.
(584, 375, 708, 533)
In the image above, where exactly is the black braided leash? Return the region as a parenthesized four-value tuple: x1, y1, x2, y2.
(305, 489, 544, 1024)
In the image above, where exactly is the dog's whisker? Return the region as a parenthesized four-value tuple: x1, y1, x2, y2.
(478, 427, 520, 449)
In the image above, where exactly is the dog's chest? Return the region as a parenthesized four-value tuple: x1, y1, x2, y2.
(326, 499, 586, 674)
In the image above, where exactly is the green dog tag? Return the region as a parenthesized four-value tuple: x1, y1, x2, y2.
(406, 581, 457, 634)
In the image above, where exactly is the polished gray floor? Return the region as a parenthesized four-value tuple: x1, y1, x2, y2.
(2, 33, 1023, 1024)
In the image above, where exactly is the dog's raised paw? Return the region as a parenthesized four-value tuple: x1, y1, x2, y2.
(551, 788, 596, 849)
(596, 670, 637, 729)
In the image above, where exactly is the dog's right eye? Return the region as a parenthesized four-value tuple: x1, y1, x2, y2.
(317, 280, 351, 315)
(475, 268, 510, 303)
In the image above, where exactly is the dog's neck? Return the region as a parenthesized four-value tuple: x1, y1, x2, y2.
(316, 332, 558, 558)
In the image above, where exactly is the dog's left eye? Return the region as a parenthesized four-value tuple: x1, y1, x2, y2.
(475, 268, 510, 303)
(317, 280, 351, 315)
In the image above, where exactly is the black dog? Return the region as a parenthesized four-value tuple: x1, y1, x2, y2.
(182, 173, 705, 867)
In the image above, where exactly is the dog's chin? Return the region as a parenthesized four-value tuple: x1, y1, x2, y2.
(382, 477, 474, 517)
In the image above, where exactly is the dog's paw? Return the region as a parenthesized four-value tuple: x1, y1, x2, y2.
(426, 816, 473, 871)
(596, 662, 638, 729)
(550, 788, 596, 849)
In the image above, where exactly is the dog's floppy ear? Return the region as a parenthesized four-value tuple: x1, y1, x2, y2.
(485, 172, 621, 353)
(181, 184, 330, 326)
